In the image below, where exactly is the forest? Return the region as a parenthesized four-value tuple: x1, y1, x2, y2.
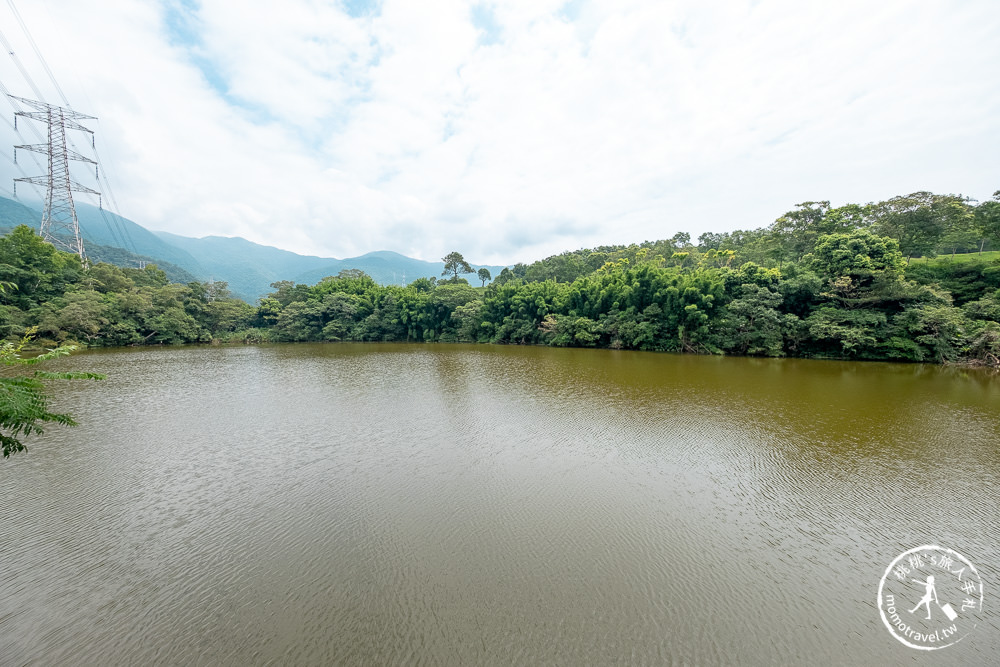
(2, 190, 999, 366)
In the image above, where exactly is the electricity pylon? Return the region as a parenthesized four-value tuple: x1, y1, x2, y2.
(9, 95, 99, 261)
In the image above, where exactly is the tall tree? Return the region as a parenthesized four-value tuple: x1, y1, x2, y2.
(866, 192, 970, 262)
(769, 201, 832, 263)
(975, 191, 1000, 253)
(442, 251, 474, 282)
(477, 267, 491, 286)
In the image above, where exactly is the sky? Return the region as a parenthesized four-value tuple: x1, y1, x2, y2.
(0, 0, 998, 265)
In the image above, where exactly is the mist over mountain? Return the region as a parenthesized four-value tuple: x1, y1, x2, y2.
(0, 196, 505, 301)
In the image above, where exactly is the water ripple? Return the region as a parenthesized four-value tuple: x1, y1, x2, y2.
(0, 345, 996, 665)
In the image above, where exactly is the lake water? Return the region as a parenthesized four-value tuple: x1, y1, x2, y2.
(1, 343, 997, 665)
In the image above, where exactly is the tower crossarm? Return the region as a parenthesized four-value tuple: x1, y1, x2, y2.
(15, 111, 95, 135)
(15, 143, 96, 164)
(8, 94, 97, 120)
(14, 175, 100, 196)
(7, 95, 100, 261)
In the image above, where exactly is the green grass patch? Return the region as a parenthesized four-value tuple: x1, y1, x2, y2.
(910, 250, 1000, 264)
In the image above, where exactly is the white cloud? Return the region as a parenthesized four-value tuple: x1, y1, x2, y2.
(1, 0, 997, 265)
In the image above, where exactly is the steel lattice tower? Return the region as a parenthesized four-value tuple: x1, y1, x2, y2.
(10, 95, 99, 261)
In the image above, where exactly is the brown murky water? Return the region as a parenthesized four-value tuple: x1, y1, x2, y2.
(1, 344, 997, 665)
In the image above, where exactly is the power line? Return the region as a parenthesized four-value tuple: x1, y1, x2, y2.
(1, 80, 49, 198)
(5, 0, 69, 106)
(1, 2, 140, 260)
(0, 26, 44, 101)
(6, 0, 141, 257)
(10, 94, 98, 260)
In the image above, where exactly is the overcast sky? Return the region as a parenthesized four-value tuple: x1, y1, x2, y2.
(1, 0, 998, 265)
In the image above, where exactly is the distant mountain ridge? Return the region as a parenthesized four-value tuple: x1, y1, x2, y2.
(153, 231, 335, 300)
(0, 196, 504, 301)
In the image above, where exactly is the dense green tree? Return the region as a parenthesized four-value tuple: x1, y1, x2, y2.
(539, 314, 599, 347)
(492, 267, 515, 285)
(975, 191, 1000, 252)
(670, 232, 692, 249)
(35, 290, 109, 344)
(769, 201, 832, 264)
(319, 293, 360, 341)
(867, 192, 972, 262)
(201, 299, 254, 333)
(698, 232, 724, 250)
(409, 276, 436, 292)
(477, 267, 492, 286)
(805, 307, 887, 358)
(937, 209, 979, 257)
(963, 291, 1000, 323)
(269, 280, 310, 307)
(84, 263, 134, 293)
(887, 304, 970, 363)
(808, 230, 906, 283)
(905, 258, 1000, 305)
(123, 264, 170, 288)
(716, 283, 786, 356)
(965, 320, 1000, 365)
(442, 252, 474, 282)
(523, 252, 590, 282)
(452, 300, 485, 342)
(0, 226, 83, 309)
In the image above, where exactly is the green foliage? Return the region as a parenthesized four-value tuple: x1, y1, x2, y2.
(808, 230, 906, 283)
(0, 227, 259, 348)
(4, 189, 1000, 367)
(0, 225, 83, 309)
(1, 328, 104, 458)
(805, 307, 887, 358)
(866, 192, 972, 261)
(890, 305, 968, 363)
(975, 192, 1000, 251)
(442, 251, 474, 282)
(905, 256, 1000, 305)
(716, 283, 786, 356)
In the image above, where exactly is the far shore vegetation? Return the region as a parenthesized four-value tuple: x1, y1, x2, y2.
(2, 189, 999, 368)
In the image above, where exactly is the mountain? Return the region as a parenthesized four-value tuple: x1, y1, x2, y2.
(73, 203, 208, 278)
(1, 197, 208, 277)
(0, 196, 507, 302)
(0, 196, 38, 228)
(292, 250, 504, 288)
(157, 233, 506, 299)
(154, 231, 335, 301)
(0, 198, 199, 284)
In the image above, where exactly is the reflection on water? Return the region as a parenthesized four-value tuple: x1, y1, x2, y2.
(1, 344, 997, 665)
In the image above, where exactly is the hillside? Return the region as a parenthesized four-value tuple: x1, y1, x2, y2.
(0, 198, 198, 285)
(154, 231, 335, 300)
(1, 197, 207, 277)
(1, 196, 507, 301)
(73, 202, 208, 277)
